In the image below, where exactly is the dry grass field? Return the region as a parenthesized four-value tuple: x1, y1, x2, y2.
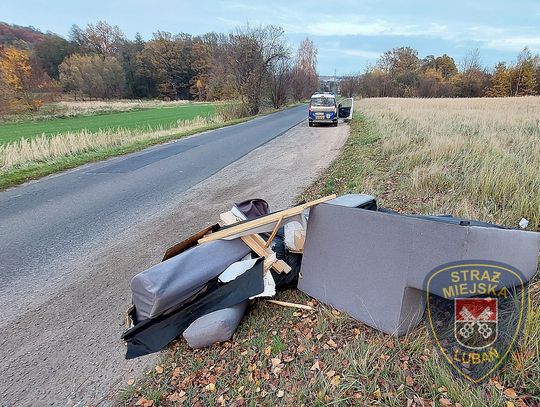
(356, 97, 540, 229)
(122, 97, 539, 406)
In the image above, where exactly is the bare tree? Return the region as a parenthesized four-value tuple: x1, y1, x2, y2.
(290, 37, 318, 100)
(269, 58, 291, 108)
(226, 24, 289, 115)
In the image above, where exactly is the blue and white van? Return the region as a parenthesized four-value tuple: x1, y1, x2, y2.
(308, 93, 354, 127)
(308, 92, 338, 127)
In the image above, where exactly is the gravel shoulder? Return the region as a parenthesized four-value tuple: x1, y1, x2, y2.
(0, 120, 349, 406)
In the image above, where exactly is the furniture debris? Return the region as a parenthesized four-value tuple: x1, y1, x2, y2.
(122, 192, 540, 359)
(131, 238, 251, 320)
(122, 257, 265, 359)
(183, 300, 249, 349)
(197, 195, 335, 244)
(122, 196, 330, 357)
(298, 194, 540, 336)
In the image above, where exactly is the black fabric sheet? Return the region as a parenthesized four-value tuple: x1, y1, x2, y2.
(122, 258, 265, 359)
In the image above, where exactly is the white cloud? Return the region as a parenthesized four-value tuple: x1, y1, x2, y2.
(284, 13, 540, 54)
(485, 36, 540, 52)
(286, 16, 453, 40)
(339, 48, 381, 59)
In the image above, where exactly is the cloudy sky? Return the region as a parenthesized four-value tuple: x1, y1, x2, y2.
(2, 0, 539, 75)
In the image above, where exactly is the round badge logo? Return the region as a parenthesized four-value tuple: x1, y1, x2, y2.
(424, 260, 528, 383)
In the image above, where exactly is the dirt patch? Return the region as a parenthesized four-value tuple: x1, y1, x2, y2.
(0, 120, 349, 406)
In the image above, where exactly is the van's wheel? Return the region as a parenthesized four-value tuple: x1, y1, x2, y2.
(333, 121, 338, 127)
(308, 122, 313, 127)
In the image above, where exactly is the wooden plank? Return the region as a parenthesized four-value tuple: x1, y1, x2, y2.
(220, 211, 290, 274)
(266, 299, 313, 311)
(162, 223, 220, 261)
(264, 214, 284, 248)
(198, 194, 336, 244)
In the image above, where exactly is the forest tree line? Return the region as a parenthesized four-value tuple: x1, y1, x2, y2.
(340, 47, 540, 98)
(1, 21, 539, 118)
(0, 21, 318, 116)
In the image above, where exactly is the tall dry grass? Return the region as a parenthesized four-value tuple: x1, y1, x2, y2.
(296, 96, 540, 406)
(0, 115, 225, 172)
(359, 96, 540, 229)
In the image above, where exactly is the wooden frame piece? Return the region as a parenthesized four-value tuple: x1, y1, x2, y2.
(198, 195, 336, 244)
(220, 211, 291, 274)
(264, 214, 284, 249)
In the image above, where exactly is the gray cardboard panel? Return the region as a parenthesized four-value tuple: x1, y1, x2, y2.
(299, 204, 540, 336)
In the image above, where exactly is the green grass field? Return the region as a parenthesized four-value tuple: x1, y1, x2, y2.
(0, 103, 215, 145)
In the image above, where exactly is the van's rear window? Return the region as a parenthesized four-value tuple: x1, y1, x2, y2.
(311, 97, 335, 107)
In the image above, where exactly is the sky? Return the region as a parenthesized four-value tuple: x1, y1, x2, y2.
(1, 0, 539, 75)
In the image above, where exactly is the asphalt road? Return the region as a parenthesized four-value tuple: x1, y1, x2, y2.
(0, 104, 350, 406)
(0, 105, 306, 324)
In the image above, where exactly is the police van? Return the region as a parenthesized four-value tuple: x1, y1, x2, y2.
(308, 92, 353, 127)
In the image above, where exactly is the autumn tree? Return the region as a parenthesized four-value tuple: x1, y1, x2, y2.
(417, 67, 454, 97)
(378, 47, 420, 96)
(453, 49, 490, 97)
(485, 62, 511, 97)
(33, 33, 72, 79)
(138, 31, 195, 100)
(189, 37, 216, 101)
(225, 25, 289, 115)
(59, 53, 125, 99)
(0, 46, 54, 112)
(340, 75, 361, 97)
(269, 58, 291, 108)
(512, 47, 538, 96)
(200, 32, 236, 101)
(68, 21, 126, 56)
(422, 54, 457, 80)
(290, 37, 318, 100)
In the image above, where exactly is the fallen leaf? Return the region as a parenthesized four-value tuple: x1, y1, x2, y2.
(271, 358, 281, 367)
(277, 390, 285, 398)
(126, 379, 135, 386)
(506, 402, 515, 407)
(217, 394, 226, 406)
(438, 386, 448, 393)
(504, 388, 517, 398)
(264, 346, 272, 357)
(205, 383, 216, 392)
(326, 370, 336, 378)
(439, 397, 452, 407)
(406, 376, 414, 386)
(332, 309, 341, 316)
(330, 375, 341, 386)
(373, 388, 381, 400)
(310, 360, 320, 371)
(154, 365, 164, 374)
(167, 392, 186, 403)
(283, 355, 294, 363)
(327, 339, 337, 348)
(135, 397, 153, 407)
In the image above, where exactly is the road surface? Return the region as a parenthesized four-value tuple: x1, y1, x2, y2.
(0, 105, 349, 406)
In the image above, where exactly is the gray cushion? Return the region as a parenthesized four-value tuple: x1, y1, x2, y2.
(131, 238, 251, 320)
(183, 300, 249, 348)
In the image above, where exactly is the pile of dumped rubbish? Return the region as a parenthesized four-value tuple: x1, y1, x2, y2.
(121, 194, 540, 359)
